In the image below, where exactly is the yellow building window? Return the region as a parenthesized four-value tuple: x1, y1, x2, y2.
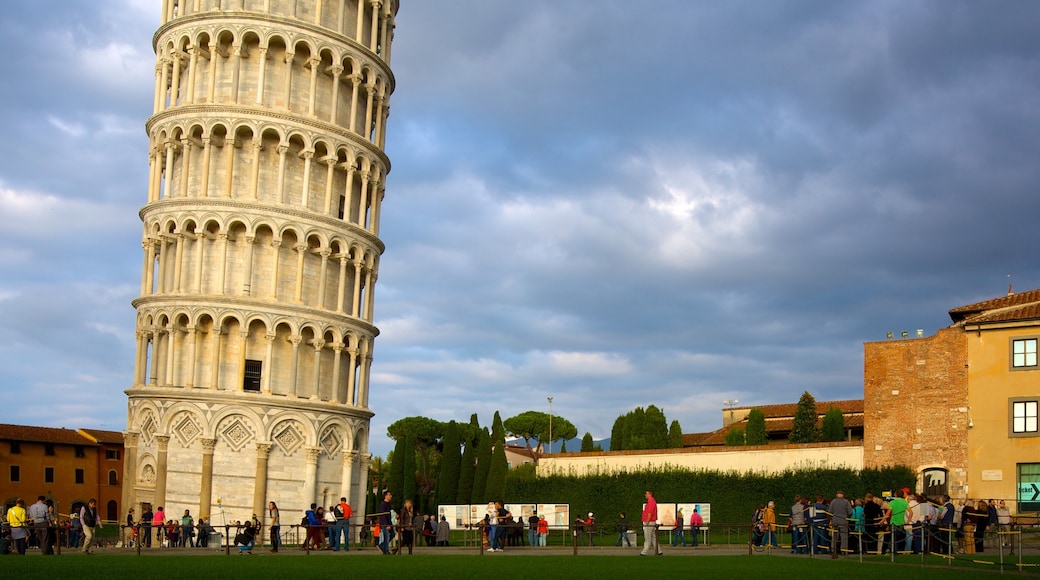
(1012, 338, 1037, 368)
(1013, 401, 1038, 434)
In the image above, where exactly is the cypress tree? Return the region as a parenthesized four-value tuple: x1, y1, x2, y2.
(581, 432, 595, 452)
(725, 426, 746, 446)
(388, 437, 406, 504)
(470, 428, 492, 503)
(437, 421, 461, 506)
(645, 405, 669, 449)
(745, 408, 767, 445)
(402, 432, 418, 504)
(610, 414, 627, 451)
(486, 412, 508, 500)
(456, 435, 476, 504)
(789, 391, 820, 443)
(821, 407, 846, 442)
(667, 420, 684, 448)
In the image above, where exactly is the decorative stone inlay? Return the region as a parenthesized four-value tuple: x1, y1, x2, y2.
(219, 417, 254, 452)
(320, 426, 342, 458)
(140, 416, 157, 446)
(173, 413, 202, 447)
(273, 422, 305, 456)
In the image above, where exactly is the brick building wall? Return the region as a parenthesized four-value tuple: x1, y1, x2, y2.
(863, 327, 969, 494)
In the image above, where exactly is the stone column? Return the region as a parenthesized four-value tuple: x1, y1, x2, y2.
(299, 149, 314, 208)
(317, 249, 331, 308)
(307, 57, 321, 117)
(164, 324, 176, 386)
(217, 233, 229, 294)
(322, 157, 337, 215)
(163, 140, 176, 199)
(185, 325, 197, 388)
(121, 431, 140, 520)
(179, 137, 193, 198)
(336, 256, 348, 313)
(342, 164, 357, 223)
(172, 231, 185, 292)
(294, 244, 307, 303)
(253, 444, 272, 529)
(199, 437, 216, 521)
(346, 346, 358, 405)
(186, 46, 199, 105)
(249, 141, 263, 200)
(141, 239, 154, 296)
(276, 144, 289, 204)
(341, 450, 357, 502)
(155, 435, 171, 511)
(255, 46, 268, 106)
(269, 238, 281, 299)
(357, 453, 371, 525)
(149, 328, 160, 385)
(263, 334, 275, 394)
(289, 335, 302, 397)
(133, 331, 146, 386)
(210, 327, 223, 389)
(359, 170, 371, 229)
(329, 65, 343, 125)
(223, 137, 236, 198)
(199, 136, 212, 197)
(363, 84, 375, 141)
(282, 52, 295, 112)
(304, 447, 321, 504)
(237, 330, 249, 392)
(311, 340, 325, 400)
(331, 342, 344, 403)
(351, 260, 362, 317)
(368, 0, 381, 52)
(348, 74, 361, 133)
(243, 235, 256, 296)
(194, 232, 205, 293)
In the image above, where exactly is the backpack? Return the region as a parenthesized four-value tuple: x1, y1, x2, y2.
(332, 505, 344, 519)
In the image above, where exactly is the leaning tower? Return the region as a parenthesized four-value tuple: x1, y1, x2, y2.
(123, 0, 397, 530)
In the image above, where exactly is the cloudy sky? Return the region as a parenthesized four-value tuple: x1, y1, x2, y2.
(1, 1, 1038, 457)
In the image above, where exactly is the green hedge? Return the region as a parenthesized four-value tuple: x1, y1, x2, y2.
(502, 465, 915, 525)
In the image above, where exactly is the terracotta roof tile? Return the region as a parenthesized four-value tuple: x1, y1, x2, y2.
(0, 424, 97, 446)
(79, 429, 125, 444)
(730, 399, 863, 418)
(949, 288, 1040, 323)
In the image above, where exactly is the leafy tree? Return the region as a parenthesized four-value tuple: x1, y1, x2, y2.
(387, 416, 445, 497)
(436, 421, 461, 506)
(560, 440, 567, 453)
(471, 429, 492, 503)
(667, 420, 684, 448)
(789, 391, 820, 443)
(503, 410, 576, 458)
(745, 408, 767, 445)
(821, 407, 845, 442)
(456, 435, 476, 504)
(581, 432, 595, 452)
(724, 426, 746, 446)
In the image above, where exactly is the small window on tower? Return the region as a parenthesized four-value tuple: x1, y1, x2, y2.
(244, 359, 262, 392)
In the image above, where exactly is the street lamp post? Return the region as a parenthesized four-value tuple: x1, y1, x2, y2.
(547, 397, 554, 455)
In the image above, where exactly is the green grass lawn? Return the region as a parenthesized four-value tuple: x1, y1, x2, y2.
(3, 552, 1035, 579)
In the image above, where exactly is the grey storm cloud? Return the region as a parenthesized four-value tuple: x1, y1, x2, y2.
(1, 0, 1038, 455)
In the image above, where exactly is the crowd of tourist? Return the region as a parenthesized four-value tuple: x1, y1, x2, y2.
(751, 488, 1016, 555)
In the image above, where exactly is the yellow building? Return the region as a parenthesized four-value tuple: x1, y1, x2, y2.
(951, 288, 1040, 511)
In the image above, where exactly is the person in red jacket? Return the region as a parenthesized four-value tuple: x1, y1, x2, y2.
(640, 489, 662, 556)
